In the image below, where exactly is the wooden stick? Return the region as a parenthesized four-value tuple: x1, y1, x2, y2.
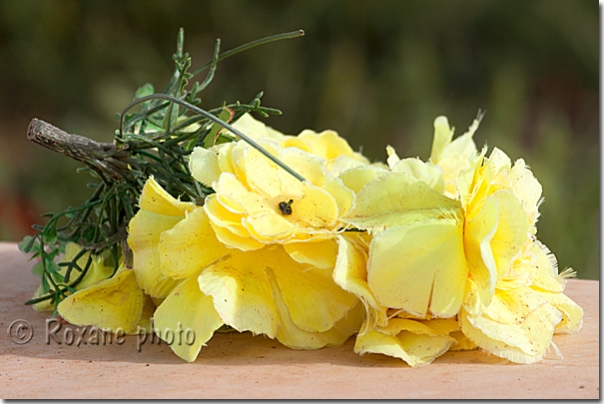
(27, 118, 128, 180)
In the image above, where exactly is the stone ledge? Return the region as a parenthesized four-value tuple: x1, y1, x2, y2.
(0, 242, 598, 399)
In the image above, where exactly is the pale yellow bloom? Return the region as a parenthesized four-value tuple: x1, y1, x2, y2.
(126, 176, 362, 361)
(190, 113, 359, 257)
(431, 116, 582, 363)
(337, 115, 581, 365)
(123, 116, 369, 361)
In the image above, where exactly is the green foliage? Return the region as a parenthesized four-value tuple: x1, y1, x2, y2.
(18, 28, 297, 308)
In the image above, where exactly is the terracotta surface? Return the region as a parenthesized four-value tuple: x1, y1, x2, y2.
(0, 242, 599, 399)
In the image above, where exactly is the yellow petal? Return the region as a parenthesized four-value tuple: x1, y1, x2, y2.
(420, 318, 460, 334)
(338, 165, 389, 194)
(343, 172, 462, 231)
(280, 147, 328, 187)
(330, 154, 369, 176)
(215, 142, 236, 175)
(229, 140, 252, 188)
(298, 129, 368, 163)
(214, 172, 268, 215)
(463, 195, 499, 311)
(280, 136, 311, 153)
(487, 148, 513, 177)
(490, 191, 530, 280)
(430, 116, 454, 161)
(385, 145, 401, 169)
(229, 112, 285, 141)
(209, 221, 265, 251)
(367, 217, 467, 318)
(418, 318, 477, 351)
(197, 248, 280, 337)
(431, 115, 481, 198)
(283, 238, 338, 270)
(448, 331, 477, 351)
(64, 243, 114, 289)
(354, 318, 455, 367)
(390, 158, 445, 194)
(282, 185, 339, 228)
(268, 270, 363, 349)
(509, 158, 542, 228)
(203, 194, 249, 237)
(243, 141, 306, 202)
(57, 268, 144, 333)
(455, 152, 485, 210)
(333, 235, 388, 334)
(460, 286, 562, 363)
(517, 240, 564, 293)
(270, 246, 358, 333)
(153, 275, 224, 362)
(158, 207, 229, 279)
(323, 177, 355, 217)
(135, 295, 157, 334)
(139, 177, 195, 216)
(128, 209, 182, 298)
(243, 211, 296, 241)
(540, 291, 583, 334)
(189, 147, 221, 187)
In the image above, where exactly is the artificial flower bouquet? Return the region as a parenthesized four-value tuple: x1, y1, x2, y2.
(20, 29, 582, 367)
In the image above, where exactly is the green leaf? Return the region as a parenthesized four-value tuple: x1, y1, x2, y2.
(82, 226, 95, 243)
(52, 271, 65, 283)
(197, 39, 221, 93)
(32, 261, 45, 277)
(203, 108, 233, 148)
(46, 259, 61, 274)
(40, 276, 50, 295)
(42, 226, 57, 244)
(64, 285, 77, 294)
(18, 236, 37, 253)
(162, 103, 180, 132)
(135, 83, 154, 99)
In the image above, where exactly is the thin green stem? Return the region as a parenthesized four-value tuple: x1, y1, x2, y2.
(191, 30, 304, 77)
(120, 94, 307, 183)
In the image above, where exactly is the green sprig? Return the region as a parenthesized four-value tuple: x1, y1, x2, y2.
(20, 28, 305, 309)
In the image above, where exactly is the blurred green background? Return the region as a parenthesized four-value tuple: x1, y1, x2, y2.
(0, 0, 598, 279)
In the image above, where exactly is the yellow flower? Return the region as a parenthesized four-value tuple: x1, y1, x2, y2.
(124, 116, 369, 361)
(337, 115, 581, 365)
(126, 176, 362, 361)
(189, 113, 359, 255)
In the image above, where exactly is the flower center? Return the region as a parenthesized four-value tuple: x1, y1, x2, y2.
(278, 199, 294, 215)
